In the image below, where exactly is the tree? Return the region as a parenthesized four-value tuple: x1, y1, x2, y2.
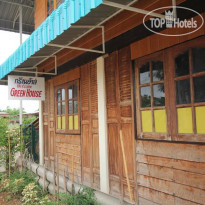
(0, 108, 38, 168)
(6, 106, 21, 115)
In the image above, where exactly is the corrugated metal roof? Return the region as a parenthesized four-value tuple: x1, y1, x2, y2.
(0, 0, 135, 84)
(0, 0, 34, 34)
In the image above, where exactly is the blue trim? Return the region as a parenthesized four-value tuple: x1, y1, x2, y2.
(0, 0, 103, 79)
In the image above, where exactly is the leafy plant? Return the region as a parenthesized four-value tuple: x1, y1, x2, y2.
(22, 183, 50, 205)
(6, 194, 11, 201)
(0, 169, 49, 204)
(10, 169, 36, 186)
(0, 107, 38, 170)
(56, 187, 99, 205)
(0, 118, 21, 169)
(9, 178, 25, 195)
(0, 178, 11, 192)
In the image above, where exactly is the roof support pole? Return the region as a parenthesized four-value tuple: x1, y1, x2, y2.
(103, 0, 166, 19)
(19, 5, 23, 170)
(19, 5, 23, 126)
(14, 55, 57, 76)
(48, 26, 105, 54)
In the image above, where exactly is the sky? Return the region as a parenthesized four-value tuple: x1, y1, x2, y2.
(0, 30, 39, 113)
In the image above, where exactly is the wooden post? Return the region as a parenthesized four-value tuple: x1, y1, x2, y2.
(20, 125, 23, 172)
(53, 165, 56, 195)
(72, 145, 75, 195)
(120, 130, 133, 203)
(63, 167, 67, 192)
(29, 154, 31, 170)
(54, 0, 57, 10)
(56, 155, 59, 203)
(43, 164, 46, 191)
(8, 132, 11, 177)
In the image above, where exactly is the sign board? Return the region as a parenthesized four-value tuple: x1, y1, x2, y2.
(8, 75, 45, 101)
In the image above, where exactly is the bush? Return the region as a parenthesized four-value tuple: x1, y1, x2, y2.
(0, 169, 49, 204)
(0, 178, 11, 192)
(57, 187, 99, 205)
(22, 182, 50, 205)
(10, 169, 36, 186)
(10, 178, 25, 195)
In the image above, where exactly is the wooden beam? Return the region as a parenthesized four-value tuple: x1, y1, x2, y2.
(54, 0, 57, 10)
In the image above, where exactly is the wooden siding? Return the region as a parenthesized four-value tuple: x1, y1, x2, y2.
(80, 60, 100, 189)
(43, 68, 81, 182)
(133, 33, 205, 204)
(136, 140, 205, 205)
(131, 13, 205, 60)
(37, 0, 205, 203)
(34, 0, 47, 29)
(105, 47, 136, 202)
(55, 134, 81, 182)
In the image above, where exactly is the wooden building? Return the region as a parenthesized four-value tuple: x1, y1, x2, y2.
(0, 0, 205, 204)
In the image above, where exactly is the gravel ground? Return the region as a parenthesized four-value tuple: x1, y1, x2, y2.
(0, 192, 21, 205)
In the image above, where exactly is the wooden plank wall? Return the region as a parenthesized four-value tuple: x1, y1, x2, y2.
(55, 134, 81, 182)
(43, 69, 82, 183)
(136, 141, 205, 205)
(104, 46, 136, 202)
(132, 30, 205, 204)
(34, 0, 47, 29)
(131, 13, 205, 60)
(81, 60, 100, 190)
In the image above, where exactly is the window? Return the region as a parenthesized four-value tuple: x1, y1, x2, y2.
(173, 48, 205, 135)
(56, 80, 80, 133)
(135, 53, 168, 139)
(57, 88, 66, 129)
(135, 37, 205, 142)
(68, 84, 79, 130)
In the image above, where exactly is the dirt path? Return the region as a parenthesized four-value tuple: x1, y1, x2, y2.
(0, 192, 21, 205)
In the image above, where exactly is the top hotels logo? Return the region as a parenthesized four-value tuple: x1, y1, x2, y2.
(143, 6, 204, 36)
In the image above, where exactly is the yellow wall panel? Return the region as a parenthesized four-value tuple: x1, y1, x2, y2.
(177, 107, 193, 134)
(62, 116, 65, 129)
(69, 116, 73, 130)
(141, 110, 152, 132)
(74, 115, 78, 130)
(196, 106, 205, 134)
(57, 116, 61, 129)
(154, 109, 167, 133)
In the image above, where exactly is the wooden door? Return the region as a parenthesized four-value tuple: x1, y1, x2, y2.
(105, 47, 136, 202)
(81, 60, 100, 189)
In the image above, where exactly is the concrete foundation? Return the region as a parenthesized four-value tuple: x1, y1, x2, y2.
(16, 157, 134, 205)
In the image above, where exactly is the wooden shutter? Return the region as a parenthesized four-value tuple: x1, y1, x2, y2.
(81, 60, 100, 189)
(105, 47, 136, 201)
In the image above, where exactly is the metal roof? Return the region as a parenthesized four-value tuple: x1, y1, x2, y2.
(0, 0, 136, 85)
(0, 0, 34, 34)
